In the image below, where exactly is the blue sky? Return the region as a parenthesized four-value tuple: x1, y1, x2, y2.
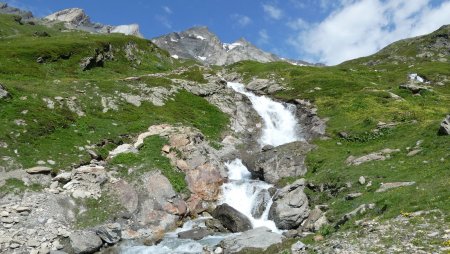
(4, 0, 450, 65)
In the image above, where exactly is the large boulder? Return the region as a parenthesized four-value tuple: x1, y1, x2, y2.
(185, 163, 224, 201)
(438, 115, 450, 135)
(212, 203, 252, 233)
(69, 231, 103, 254)
(220, 227, 284, 253)
(134, 171, 179, 230)
(269, 179, 309, 230)
(244, 141, 314, 184)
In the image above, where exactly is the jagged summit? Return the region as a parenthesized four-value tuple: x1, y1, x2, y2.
(44, 7, 143, 37)
(152, 26, 311, 66)
(45, 8, 89, 26)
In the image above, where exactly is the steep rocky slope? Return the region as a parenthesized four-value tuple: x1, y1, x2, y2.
(152, 26, 311, 66)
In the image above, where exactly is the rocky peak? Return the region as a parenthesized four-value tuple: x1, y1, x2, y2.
(152, 26, 311, 66)
(44, 8, 142, 37)
(45, 8, 89, 26)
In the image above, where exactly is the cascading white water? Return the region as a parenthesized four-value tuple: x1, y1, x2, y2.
(227, 82, 301, 147)
(218, 82, 302, 234)
(220, 159, 279, 232)
(121, 81, 301, 253)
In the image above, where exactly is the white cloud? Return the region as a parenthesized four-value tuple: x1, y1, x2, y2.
(287, 18, 309, 30)
(289, 0, 450, 65)
(162, 6, 172, 14)
(258, 29, 270, 44)
(231, 14, 252, 27)
(262, 4, 283, 20)
(155, 15, 172, 29)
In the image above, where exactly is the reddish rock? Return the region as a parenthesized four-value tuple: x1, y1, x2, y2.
(185, 163, 224, 201)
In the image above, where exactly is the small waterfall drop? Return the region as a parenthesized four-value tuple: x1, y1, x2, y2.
(227, 82, 301, 147)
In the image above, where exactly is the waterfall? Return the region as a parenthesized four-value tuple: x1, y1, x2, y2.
(227, 82, 301, 147)
(121, 81, 301, 253)
(218, 82, 302, 234)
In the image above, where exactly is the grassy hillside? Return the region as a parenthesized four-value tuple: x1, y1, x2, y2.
(0, 13, 229, 175)
(228, 25, 450, 227)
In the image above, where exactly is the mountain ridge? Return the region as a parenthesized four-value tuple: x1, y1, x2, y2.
(152, 26, 313, 66)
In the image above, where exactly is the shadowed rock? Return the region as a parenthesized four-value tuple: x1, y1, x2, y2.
(212, 203, 252, 233)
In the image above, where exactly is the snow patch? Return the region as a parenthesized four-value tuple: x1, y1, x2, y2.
(170, 38, 178, 42)
(171, 55, 179, 59)
(408, 73, 424, 83)
(198, 56, 207, 61)
(223, 42, 242, 51)
(111, 24, 141, 36)
(195, 35, 206, 40)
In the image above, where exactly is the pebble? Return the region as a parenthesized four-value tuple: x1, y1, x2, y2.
(1, 217, 14, 223)
(27, 239, 40, 247)
(16, 207, 31, 213)
(10, 243, 20, 249)
(0, 211, 9, 217)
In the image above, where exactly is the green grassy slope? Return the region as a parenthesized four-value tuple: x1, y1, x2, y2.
(228, 25, 450, 226)
(0, 14, 228, 175)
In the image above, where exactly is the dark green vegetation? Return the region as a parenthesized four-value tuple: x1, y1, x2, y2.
(110, 135, 187, 192)
(75, 194, 123, 229)
(0, 14, 228, 173)
(0, 178, 43, 196)
(229, 25, 450, 228)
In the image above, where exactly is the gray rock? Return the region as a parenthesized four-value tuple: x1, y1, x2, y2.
(438, 115, 450, 135)
(399, 83, 430, 94)
(346, 148, 400, 166)
(53, 172, 72, 183)
(0, 84, 10, 99)
(110, 179, 138, 214)
(96, 223, 121, 244)
(269, 179, 309, 230)
(205, 218, 229, 233)
(244, 141, 314, 184)
(375, 182, 416, 193)
(358, 176, 366, 185)
(177, 228, 212, 240)
(345, 193, 363, 200)
(220, 227, 284, 253)
(291, 240, 307, 253)
(69, 231, 103, 254)
(26, 166, 52, 174)
(212, 203, 252, 233)
(251, 189, 271, 219)
(335, 204, 375, 228)
(301, 208, 328, 232)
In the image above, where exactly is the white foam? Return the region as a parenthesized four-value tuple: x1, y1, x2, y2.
(227, 82, 301, 147)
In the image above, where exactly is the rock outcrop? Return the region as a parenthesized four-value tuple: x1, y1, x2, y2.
(220, 227, 284, 253)
(269, 179, 310, 230)
(244, 141, 314, 184)
(212, 203, 252, 233)
(44, 8, 143, 37)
